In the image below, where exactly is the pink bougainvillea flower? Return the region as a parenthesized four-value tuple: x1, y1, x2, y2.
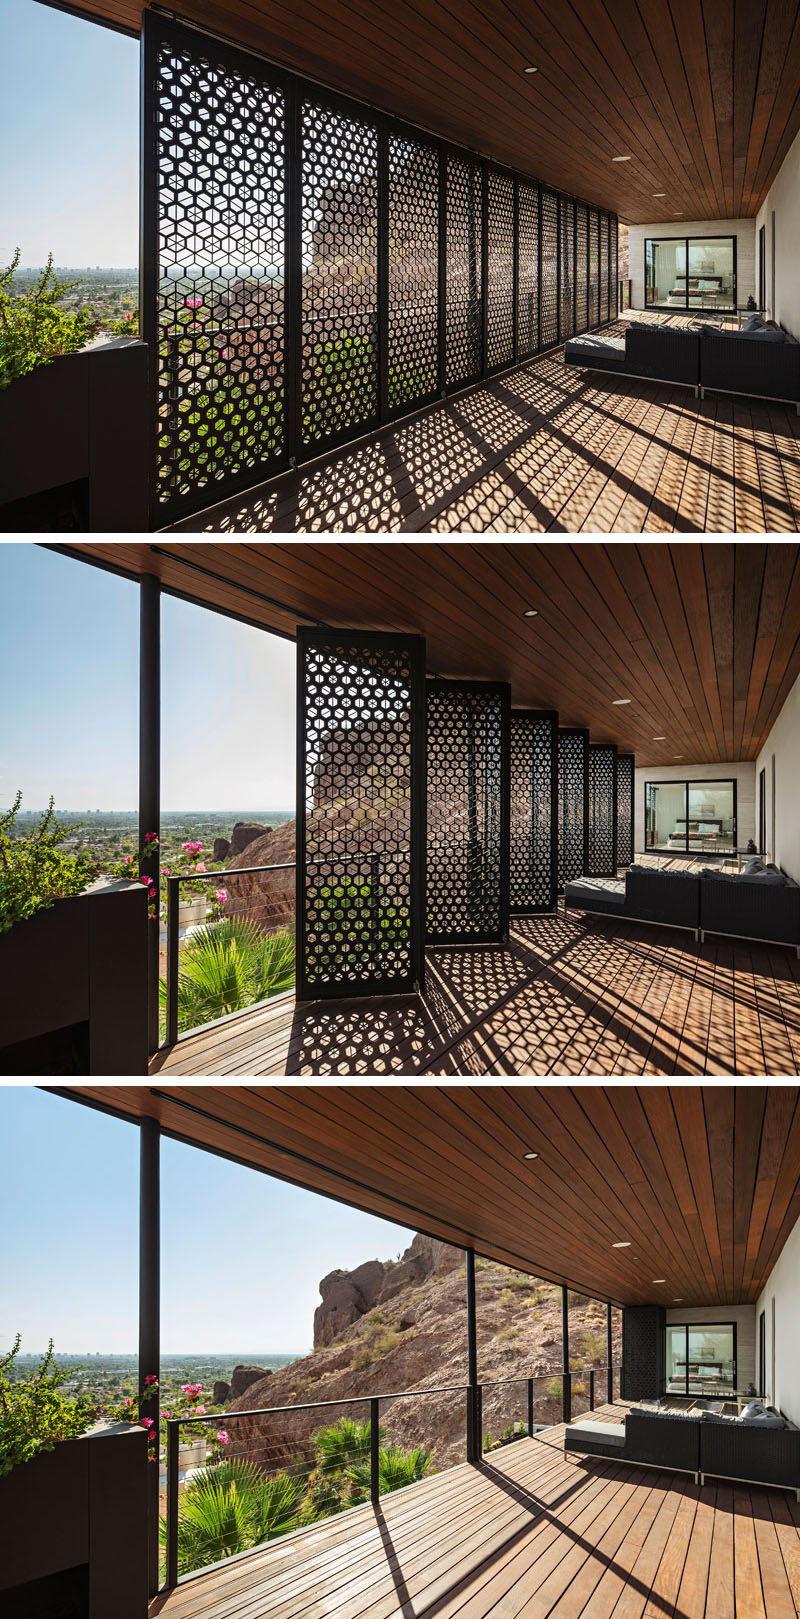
(196, 863, 206, 873)
(142, 1417, 154, 1429)
(125, 1397, 132, 1406)
(216, 1431, 229, 1444)
(221, 348, 228, 359)
(125, 312, 133, 321)
(145, 1374, 158, 1385)
(196, 1406, 207, 1415)
(215, 889, 227, 904)
(125, 854, 133, 864)
(186, 296, 202, 309)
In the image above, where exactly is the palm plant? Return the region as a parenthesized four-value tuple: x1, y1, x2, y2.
(348, 1442, 432, 1499)
(159, 917, 295, 1033)
(303, 1417, 383, 1521)
(160, 1458, 303, 1575)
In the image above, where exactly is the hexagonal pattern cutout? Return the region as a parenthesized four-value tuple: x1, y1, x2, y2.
(558, 729, 589, 888)
(487, 168, 514, 370)
(388, 135, 439, 412)
(517, 181, 539, 360)
(589, 743, 617, 877)
(445, 155, 483, 388)
(426, 680, 510, 945)
(540, 191, 558, 348)
(510, 711, 558, 913)
(617, 753, 635, 867)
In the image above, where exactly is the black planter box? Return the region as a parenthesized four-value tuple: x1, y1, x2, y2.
(0, 881, 148, 1076)
(0, 340, 149, 531)
(0, 1424, 148, 1619)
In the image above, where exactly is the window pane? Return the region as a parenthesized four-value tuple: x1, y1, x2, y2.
(687, 1325, 735, 1393)
(645, 782, 687, 851)
(687, 238, 735, 310)
(666, 1325, 687, 1394)
(645, 239, 687, 308)
(687, 782, 736, 854)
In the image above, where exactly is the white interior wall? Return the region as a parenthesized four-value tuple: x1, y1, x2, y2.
(633, 762, 755, 855)
(625, 220, 755, 311)
(665, 1305, 756, 1392)
(754, 668, 800, 882)
(755, 1210, 800, 1422)
(755, 124, 800, 337)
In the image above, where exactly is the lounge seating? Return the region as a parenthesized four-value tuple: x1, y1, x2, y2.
(565, 859, 800, 955)
(564, 315, 800, 410)
(565, 1402, 800, 1491)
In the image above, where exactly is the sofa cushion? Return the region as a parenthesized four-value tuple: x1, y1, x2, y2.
(738, 1400, 786, 1427)
(740, 314, 765, 333)
(738, 325, 787, 342)
(742, 857, 765, 875)
(568, 1420, 626, 1444)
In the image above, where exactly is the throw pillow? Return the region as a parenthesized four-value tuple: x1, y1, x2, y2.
(740, 315, 765, 333)
(742, 857, 765, 875)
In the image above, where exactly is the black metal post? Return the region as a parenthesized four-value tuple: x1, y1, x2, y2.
(466, 1248, 478, 1462)
(370, 1396, 380, 1507)
(139, 1117, 160, 1596)
(561, 1285, 571, 1424)
(166, 1419, 179, 1589)
(589, 1369, 595, 1411)
(139, 574, 160, 1057)
(166, 877, 179, 1047)
(527, 1376, 534, 1437)
(607, 1302, 614, 1403)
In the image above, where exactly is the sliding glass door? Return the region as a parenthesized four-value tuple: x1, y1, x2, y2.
(666, 1323, 737, 1395)
(645, 236, 736, 312)
(645, 779, 736, 856)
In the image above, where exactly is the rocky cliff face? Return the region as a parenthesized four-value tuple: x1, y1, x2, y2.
(226, 1235, 622, 1476)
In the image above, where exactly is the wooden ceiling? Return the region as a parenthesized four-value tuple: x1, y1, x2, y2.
(63, 541, 800, 765)
(44, 1, 800, 222)
(63, 1084, 800, 1306)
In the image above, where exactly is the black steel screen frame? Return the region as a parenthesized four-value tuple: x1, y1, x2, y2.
(588, 742, 618, 878)
(296, 627, 426, 1001)
(509, 709, 558, 915)
(141, 12, 618, 526)
(558, 728, 589, 890)
(426, 678, 510, 947)
(616, 753, 635, 867)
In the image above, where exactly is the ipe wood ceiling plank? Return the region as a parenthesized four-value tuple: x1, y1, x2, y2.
(741, 1, 800, 213)
(732, 545, 768, 762)
(741, 1087, 798, 1297)
(731, 1086, 768, 1299)
(703, 1085, 736, 1300)
(635, 545, 718, 764)
(703, 545, 736, 764)
(740, 545, 797, 759)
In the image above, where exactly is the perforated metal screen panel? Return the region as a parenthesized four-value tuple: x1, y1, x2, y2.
(445, 154, 483, 388)
(426, 681, 510, 945)
(509, 711, 558, 913)
(576, 204, 588, 334)
(301, 99, 379, 448)
(517, 181, 539, 360)
(559, 198, 575, 341)
(610, 216, 619, 316)
(387, 134, 439, 414)
(297, 629, 425, 999)
(588, 744, 617, 877)
(588, 210, 600, 326)
(487, 168, 515, 370)
(143, 16, 618, 522)
(617, 754, 635, 867)
(143, 16, 287, 524)
(558, 729, 589, 888)
(540, 192, 558, 348)
(599, 214, 610, 324)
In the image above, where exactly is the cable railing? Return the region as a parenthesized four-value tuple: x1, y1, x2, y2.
(160, 1364, 613, 1588)
(163, 861, 295, 1045)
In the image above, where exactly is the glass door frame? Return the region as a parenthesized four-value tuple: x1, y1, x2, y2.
(644, 778, 737, 858)
(644, 234, 737, 313)
(665, 1321, 738, 1396)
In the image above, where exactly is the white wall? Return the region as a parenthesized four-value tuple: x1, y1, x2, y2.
(756, 1210, 800, 1422)
(755, 124, 800, 338)
(634, 762, 755, 856)
(754, 668, 800, 882)
(626, 220, 755, 312)
(665, 1305, 756, 1392)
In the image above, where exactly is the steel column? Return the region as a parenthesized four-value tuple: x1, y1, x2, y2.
(607, 1302, 614, 1403)
(139, 1117, 160, 1596)
(561, 1285, 571, 1424)
(527, 1376, 534, 1436)
(589, 1369, 595, 1411)
(466, 1248, 479, 1462)
(370, 1396, 381, 1506)
(139, 573, 160, 1056)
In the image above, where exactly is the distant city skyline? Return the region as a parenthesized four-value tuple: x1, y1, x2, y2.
(0, 544, 296, 810)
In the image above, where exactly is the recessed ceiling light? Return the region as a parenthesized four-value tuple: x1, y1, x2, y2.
(653, 1278, 666, 1284)
(612, 155, 632, 162)
(673, 756, 683, 760)
(523, 608, 539, 617)
(653, 192, 666, 197)
(653, 735, 667, 741)
(612, 1241, 631, 1248)
(673, 1298, 683, 1303)
(523, 65, 539, 73)
(612, 698, 631, 706)
(523, 1151, 539, 1160)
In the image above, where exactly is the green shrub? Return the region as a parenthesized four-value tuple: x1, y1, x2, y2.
(578, 1328, 606, 1364)
(0, 1337, 98, 1478)
(0, 793, 99, 934)
(546, 1376, 563, 1405)
(161, 1458, 302, 1573)
(159, 917, 295, 1032)
(0, 251, 98, 389)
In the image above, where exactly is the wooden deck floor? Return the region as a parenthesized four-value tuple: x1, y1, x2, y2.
(150, 1405, 800, 1619)
(151, 904, 800, 1078)
(170, 316, 800, 535)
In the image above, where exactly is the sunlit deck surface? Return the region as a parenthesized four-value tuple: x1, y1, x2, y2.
(169, 315, 800, 535)
(150, 902, 800, 1078)
(149, 1402, 800, 1619)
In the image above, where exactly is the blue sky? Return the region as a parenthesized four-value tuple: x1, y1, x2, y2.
(0, 543, 296, 810)
(0, 1086, 414, 1354)
(1, 1, 138, 267)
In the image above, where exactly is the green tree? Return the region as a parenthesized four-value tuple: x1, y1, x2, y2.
(0, 1337, 98, 1479)
(0, 251, 98, 389)
(0, 793, 99, 934)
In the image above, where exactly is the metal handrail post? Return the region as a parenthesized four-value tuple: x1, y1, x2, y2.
(166, 1418, 179, 1589)
(370, 1397, 380, 1507)
(166, 876, 179, 1047)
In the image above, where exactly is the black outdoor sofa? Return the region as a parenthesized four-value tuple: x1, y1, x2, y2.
(564, 859, 800, 955)
(564, 315, 800, 409)
(565, 1402, 800, 1493)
